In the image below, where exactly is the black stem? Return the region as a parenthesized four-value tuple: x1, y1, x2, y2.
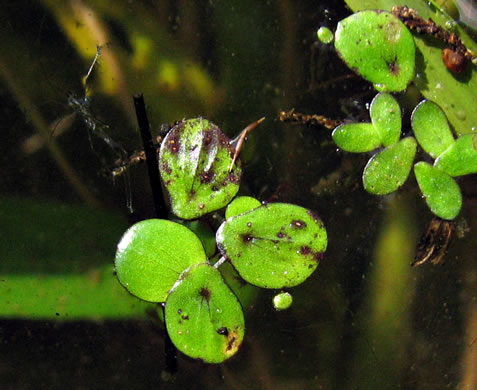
(133, 94, 167, 219)
(133, 94, 177, 376)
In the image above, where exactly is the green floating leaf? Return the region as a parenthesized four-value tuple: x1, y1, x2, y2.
(334, 10, 415, 92)
(363, 137, 417, 195)
(414, 162, 462, 220)
(273, 292, 293, 311)
(225, 196, 262, 219)
(174, 219, 217, 258)
(115, 219, 206, 302)
(165, 263, 245, 363)
(216, 203, 327, 289)
(434, 134, 477, 176)
(216, 260, 258, 309)
(370, 92, 401, 146)
(332, 123, 382, 152)
(411, 100, 455, 159)
(159, 118, 242, 220)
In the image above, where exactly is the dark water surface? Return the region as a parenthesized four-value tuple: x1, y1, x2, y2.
(1, 1, 476, 389)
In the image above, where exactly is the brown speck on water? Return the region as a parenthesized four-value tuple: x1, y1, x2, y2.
(162, 161, 172, 174)
(200, 170, 215, 184)
(300, 246, 312, 255)
(307, 209, 322, 223)
(388, 59, 399, 75)
(226, 335, 237, 351)
(241, 234, 254, 243)
(291, 220, 307, 229)
(227, 171, 240, 184)
(199, 287, 211, 302)
(166, 133, 180, 154)
(314, 252, 324, 262)
(217, 327, 229, 336)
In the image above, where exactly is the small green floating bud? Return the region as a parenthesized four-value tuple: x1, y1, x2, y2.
(317, 27, 334, 44)
(273, 292, 293, 311)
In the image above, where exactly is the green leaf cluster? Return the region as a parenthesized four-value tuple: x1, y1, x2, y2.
(115, 113, 328, 364)
(326, 9, 477, 220)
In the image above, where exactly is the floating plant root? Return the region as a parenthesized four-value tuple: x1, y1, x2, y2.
(392, 5, 476, 73)
(279, 109, 342, 130)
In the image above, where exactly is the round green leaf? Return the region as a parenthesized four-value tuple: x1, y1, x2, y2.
(363, 137, 417, 195)
(159, 118, 242, 220)
(411, 100, 455, 159)
(370, 92, 401, 146)
(216, 203, 327, 289)
(216, 260, 258, 309)
(332, 123, 382, 152)
(115, 219, 206, 302)
(273, 292, 293, 311)
(177, 219, 217, 258)
(434, 134, 477, 176)
(317, 26, 334, 44)
(225, 196, 262, 219)
(414, 162, 462, 220)
(165, 263, 245, 363)
(334, 10, 415, 92)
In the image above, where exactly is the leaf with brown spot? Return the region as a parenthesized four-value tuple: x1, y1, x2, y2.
(216, 203, 328, 289)
(165, 263, 245, 363)
(159, 118, 242, 220)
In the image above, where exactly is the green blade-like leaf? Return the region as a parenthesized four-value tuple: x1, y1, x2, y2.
(332, 123, 382, 152)
(334, 10, 415, 92)
(115, 219, 207, 302)
(216, 203, 327, 289)
(165, 263, 245, 363)
(414, 162, 462, 220)
(363, 137, 417, 195)
(159, 118, 242, 220)
(225, 196, 262, 219)
(411, 100, 455, 159)
(434, 134, 477, 176)
(370, 92, 402, 146)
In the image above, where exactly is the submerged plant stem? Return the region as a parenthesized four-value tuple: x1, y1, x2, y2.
(0, 58, 100, 207)
(133, 94, 167, 219)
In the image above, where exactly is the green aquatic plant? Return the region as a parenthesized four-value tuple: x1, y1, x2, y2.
(114, 118, 328, 363)
(331, 91, 471, 219)
(159, 118, 242, 220)
(334, 10, 416, 92)
(318, 8, 477, 220)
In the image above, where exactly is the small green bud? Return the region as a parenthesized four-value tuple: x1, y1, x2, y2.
(273, 292, 293, 311)
(317, 27, 334, 44)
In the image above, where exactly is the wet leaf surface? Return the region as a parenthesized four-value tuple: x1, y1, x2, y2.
(414, 161, 462, 220)
(363, 137, 417, 195)
(114, 219, 206, 302)
(165, 263, 245, 363)
(370, 92, 401, 146)
(225, 196, 262, 219)
(411, 100, 455, 159)
(332, 123, 382, 153)
(216, 203, 327, 289)
(159, 118, 242, 220)
(334, 10, 415, 92)
(434, 134, 477, 176)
